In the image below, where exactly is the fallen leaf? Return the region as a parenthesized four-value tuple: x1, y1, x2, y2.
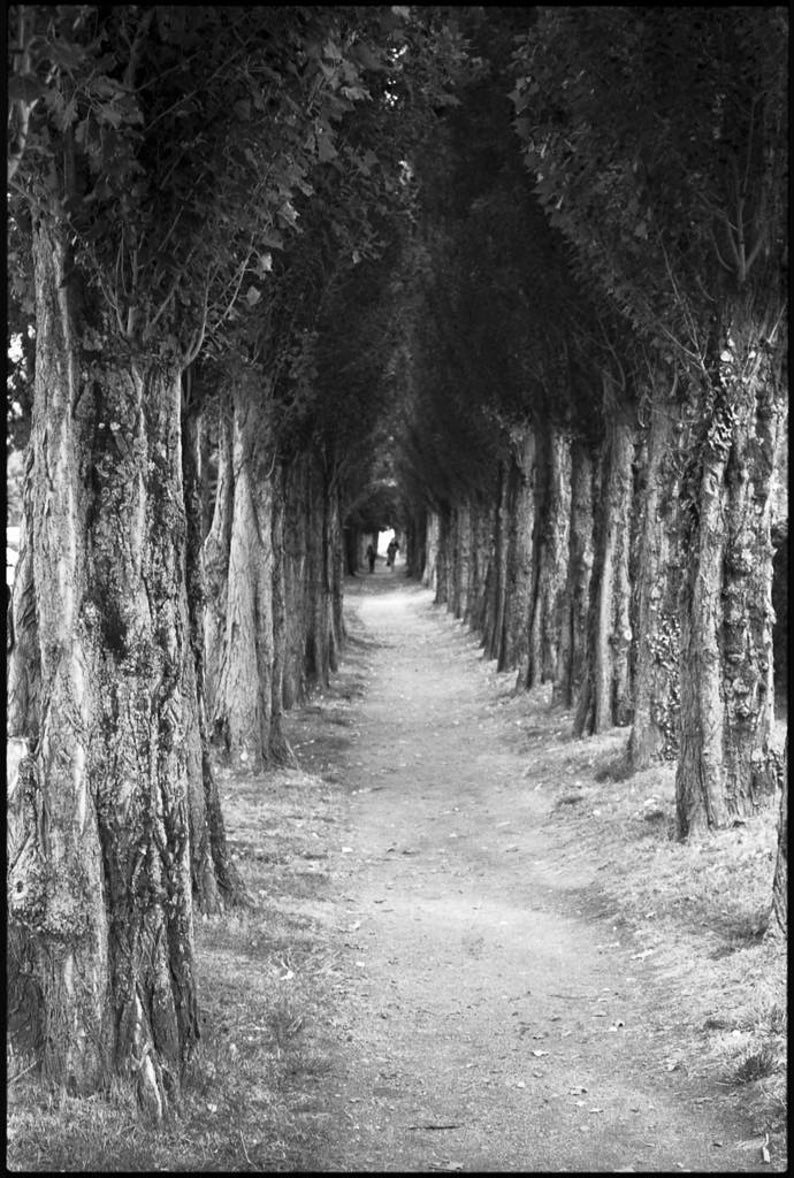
(531, 1049, 550, 1057)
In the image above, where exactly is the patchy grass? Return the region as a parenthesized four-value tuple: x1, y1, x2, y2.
(7, 761, 349, 1172)
(504, 683, 788, 1153)
(6, 627, 787, 1168)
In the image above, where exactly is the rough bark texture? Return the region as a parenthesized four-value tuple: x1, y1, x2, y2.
(500, 436, 534, 675)
(269, 469, 296, 765)
(203, 404, 234, 727)
(627, 385, 683, 770)
(574, 403, 635, 737)
(434, 507, 450, 607)
(182, 397, 248, 909)
(465, 497, 490, 633)
(484, 462, 507, 663)
(208, 382, 276, 769)
(406, 512, 427, 581)
(676, 336, 784, 837)
(7, 221, 199, 1107)
(423, 512, 440, 593)
(770, 734, 787, 937)
(281, 455, 311, 708)
(553, 439, 594, 710)
(523, 424, 570, 691)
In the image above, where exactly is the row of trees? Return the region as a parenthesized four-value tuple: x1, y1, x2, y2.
(7, 4, 465, 1111)
(395, 9, 787, 890)
(6, 4, 787, 1112)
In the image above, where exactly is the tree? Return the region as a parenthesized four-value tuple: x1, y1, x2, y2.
(5, 2, 401, 1106)
(513, 6, 788, 831)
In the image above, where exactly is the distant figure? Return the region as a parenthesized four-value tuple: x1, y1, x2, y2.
(366, 543, 376, 573)
(386, 538, 399, 568)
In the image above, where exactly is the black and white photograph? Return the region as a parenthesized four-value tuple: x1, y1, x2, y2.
(7, 5, 787, 1171)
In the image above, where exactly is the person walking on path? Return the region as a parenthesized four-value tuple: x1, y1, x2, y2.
(386, 538, 399, 568)
(366, 543, 377, 573)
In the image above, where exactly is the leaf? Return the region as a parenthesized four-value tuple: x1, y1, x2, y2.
(245, 285, 262, 307)
(318, 133, 338, 163)
(48, 40, 86, 70)
(8, 75, 48, 104)
(260, 230, 284, 250)
(531, 1049, 549, 1057)
(97, 103, 124, 129)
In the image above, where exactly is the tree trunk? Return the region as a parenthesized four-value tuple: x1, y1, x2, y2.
(434, 507, 450, 607)
(203, 402, 233, 729)
(553, 438, 594, 710)
(574, 401, 635, 736)
(770, 734, 787, 937)
(281, 454, 311, 708)
(207, 381, 276, 769)
(485, 461, 508, 663)
(423, 511, 440, 592)
(326, 473, 344, 673)
(7, 220, 199, 1108)
(500, 434, 534, 675)
(627, 382, 683, 770)
(676, 335, 784, 836)
(269, 466, 296, 764)
(523, 424, 570, 690)
(182, 392, 249, 908)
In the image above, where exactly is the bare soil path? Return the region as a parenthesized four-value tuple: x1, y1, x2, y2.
(290, 571, 771, 1172)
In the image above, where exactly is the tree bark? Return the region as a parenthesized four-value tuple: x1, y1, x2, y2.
(574, 398, 635, 736)
(500, 434, 534, 675)
(523, 423, 570, 690)
(269, 466, 296, 764)
(676, 333, 784, 836)
(281, 454, 311, 708)
(203, 401, 233, 729)
(627, 383, 683, 770)
(7, 220, 199, 1107)
(182, 392, 248, 908)
(484, 461, 508, 663)
(770, 734, 787, 937)
(206, 379, 276, 769)
(423, 511, 440, 593)
(553, 438, 594, 710)
(434, 507, 450, 607)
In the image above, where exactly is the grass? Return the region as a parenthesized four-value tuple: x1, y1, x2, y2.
(500, 681, 788, 1152)
(7, 647, 788, 1168)
(7, 765, 347, 1172)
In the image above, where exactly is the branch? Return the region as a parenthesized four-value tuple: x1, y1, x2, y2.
(123, 8, 155, 90)
(184, 267, 213, 367)
(709, 226, 735, 274)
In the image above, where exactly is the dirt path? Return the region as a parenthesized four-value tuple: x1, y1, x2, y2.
(293, 572, 768, 1172)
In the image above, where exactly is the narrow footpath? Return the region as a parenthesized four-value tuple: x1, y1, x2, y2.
(295, 570, 769, 1172)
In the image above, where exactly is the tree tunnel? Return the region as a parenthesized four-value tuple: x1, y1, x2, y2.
(7, 4, 787, 1105)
